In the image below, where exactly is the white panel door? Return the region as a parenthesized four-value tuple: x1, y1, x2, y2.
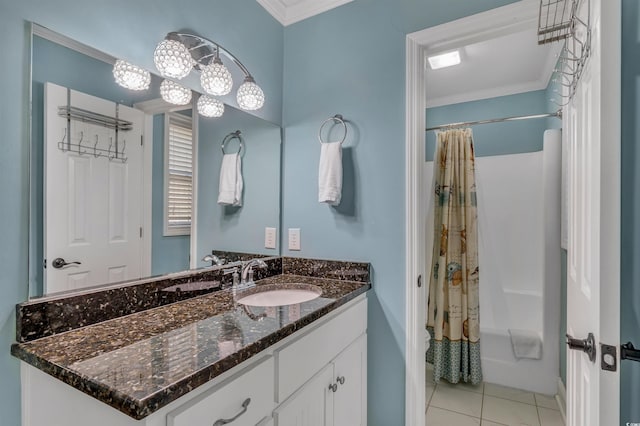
(565, 0, 620, 425)
(44, 82, 145, 294)
(333, 335, 366, 426)
(274, 364, 334, 426)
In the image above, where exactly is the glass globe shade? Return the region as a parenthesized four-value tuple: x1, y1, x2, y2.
(200, 58, 233, 96)
(236, 77, 265, 111)
(197, 95, 224, 118)
(112, 60, 151, 91)
(154, 39, 193, 80)
(160, 80, 192, 105)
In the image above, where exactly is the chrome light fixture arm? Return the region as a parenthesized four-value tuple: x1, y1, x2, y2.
(168, 32, 253, 79)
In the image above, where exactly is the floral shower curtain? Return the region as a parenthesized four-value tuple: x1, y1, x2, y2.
(426, 128, 482, 385)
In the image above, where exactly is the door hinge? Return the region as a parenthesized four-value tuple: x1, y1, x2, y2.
(139, 227, 143, 238)
(600, 344, 617, 372)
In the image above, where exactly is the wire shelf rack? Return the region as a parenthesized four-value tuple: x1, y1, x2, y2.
(538, 0, 576, 45)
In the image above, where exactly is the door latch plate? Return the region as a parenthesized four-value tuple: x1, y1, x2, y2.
(600, 344, 617, 372)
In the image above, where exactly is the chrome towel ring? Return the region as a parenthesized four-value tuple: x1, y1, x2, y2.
(221, 130, 244, 155)
(318, 114, 347, 145)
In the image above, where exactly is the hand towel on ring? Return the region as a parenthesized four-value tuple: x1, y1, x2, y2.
(218, 153, 243, 206)
(318, 141, 342, 205)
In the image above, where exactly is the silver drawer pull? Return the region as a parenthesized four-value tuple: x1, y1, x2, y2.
(213, 398, 251, 426)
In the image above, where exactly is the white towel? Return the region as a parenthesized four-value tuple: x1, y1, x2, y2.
(217, 153, 243, 206)
(318, 141, 342, 205)
(508, 329, 543, 360)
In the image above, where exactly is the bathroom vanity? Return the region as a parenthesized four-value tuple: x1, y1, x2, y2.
(13, 257, 370, 426)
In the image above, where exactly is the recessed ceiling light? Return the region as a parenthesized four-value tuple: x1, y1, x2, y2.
(427, 50, 461, 70)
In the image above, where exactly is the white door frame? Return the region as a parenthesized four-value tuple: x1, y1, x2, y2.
(134, 98, 198, 273)
(404, 2, 544, 424)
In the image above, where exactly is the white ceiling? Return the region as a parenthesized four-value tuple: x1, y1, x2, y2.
(257, 0, 353, 26)
(425, 26, 562, 108)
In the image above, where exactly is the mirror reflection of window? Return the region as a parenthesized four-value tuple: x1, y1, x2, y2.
(164, 112, 194, 236)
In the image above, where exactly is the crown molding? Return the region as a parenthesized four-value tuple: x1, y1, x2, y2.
(257, 0, 353, 26)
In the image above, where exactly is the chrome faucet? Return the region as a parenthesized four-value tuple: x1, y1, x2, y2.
(240, 259, 268, 289)
(202, 254, 226, 266)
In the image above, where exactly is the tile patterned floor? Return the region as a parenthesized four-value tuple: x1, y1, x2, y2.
(426, 367, 565, 426)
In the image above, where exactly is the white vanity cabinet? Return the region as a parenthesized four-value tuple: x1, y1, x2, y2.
(274, 335, 367, 426)
(166, 356, 275, 426)
(21, 296, 367, 426)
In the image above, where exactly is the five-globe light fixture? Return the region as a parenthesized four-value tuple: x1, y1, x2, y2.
(113, 32, 264, 118)
(155, 32, 264, 115)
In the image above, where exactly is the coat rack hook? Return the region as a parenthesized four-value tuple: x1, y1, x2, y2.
(108, 137, 115, 160)
(78, 131, 87, 155)
(93, 135, 102, 158)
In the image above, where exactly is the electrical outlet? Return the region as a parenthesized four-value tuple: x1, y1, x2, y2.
(288, 228, 301, 251)
(265, 227, 277, 249)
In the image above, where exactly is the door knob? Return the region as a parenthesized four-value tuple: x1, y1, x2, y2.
(51, 258, 82, 269)
(566, 332, 597, 363)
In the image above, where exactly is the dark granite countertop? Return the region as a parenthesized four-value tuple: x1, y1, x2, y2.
(11, 274, 370, 420)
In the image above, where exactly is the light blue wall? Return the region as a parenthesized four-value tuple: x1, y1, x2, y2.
(196, 107, 281, 267)
(151, 114, 191, 275)
(281, 1, 517, 424)
(425, 90, 551, 160)
(0, 1, 283, 424)
(621, 1, 640, 424)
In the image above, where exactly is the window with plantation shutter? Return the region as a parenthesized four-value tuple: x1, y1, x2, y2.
(164, 112, 193, 236)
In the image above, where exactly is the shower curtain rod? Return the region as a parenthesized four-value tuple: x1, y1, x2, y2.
(426, 110, 562, 132)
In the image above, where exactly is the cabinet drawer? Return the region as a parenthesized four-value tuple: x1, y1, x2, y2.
(276, 298, 367, 402)
(167, 356, 275, 426)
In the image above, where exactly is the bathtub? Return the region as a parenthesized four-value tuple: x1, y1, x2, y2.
(425, 130, 562, 395)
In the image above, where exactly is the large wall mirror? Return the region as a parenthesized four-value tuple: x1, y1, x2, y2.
(28, 25, 282, 298)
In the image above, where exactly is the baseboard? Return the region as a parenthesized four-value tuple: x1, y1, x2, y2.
(556, 377, 567, 424)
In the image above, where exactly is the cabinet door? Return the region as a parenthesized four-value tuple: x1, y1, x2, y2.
(333, 334, 367, 426)
(274, 364, 334, 426)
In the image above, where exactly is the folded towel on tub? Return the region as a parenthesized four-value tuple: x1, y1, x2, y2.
(508, 329, 543, 360)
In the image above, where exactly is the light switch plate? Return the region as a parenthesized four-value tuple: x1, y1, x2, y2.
(265, 227, 277, 249)
(288, 228, 301, 251)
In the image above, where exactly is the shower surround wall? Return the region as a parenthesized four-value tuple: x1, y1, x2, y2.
(425, 133, 561, 394)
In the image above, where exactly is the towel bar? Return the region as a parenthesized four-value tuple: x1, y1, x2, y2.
(221, 130, 244, 155)
(318, 114, 347, 145)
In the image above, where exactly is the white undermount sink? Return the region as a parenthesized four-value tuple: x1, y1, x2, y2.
(236, 284, 322, 307)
